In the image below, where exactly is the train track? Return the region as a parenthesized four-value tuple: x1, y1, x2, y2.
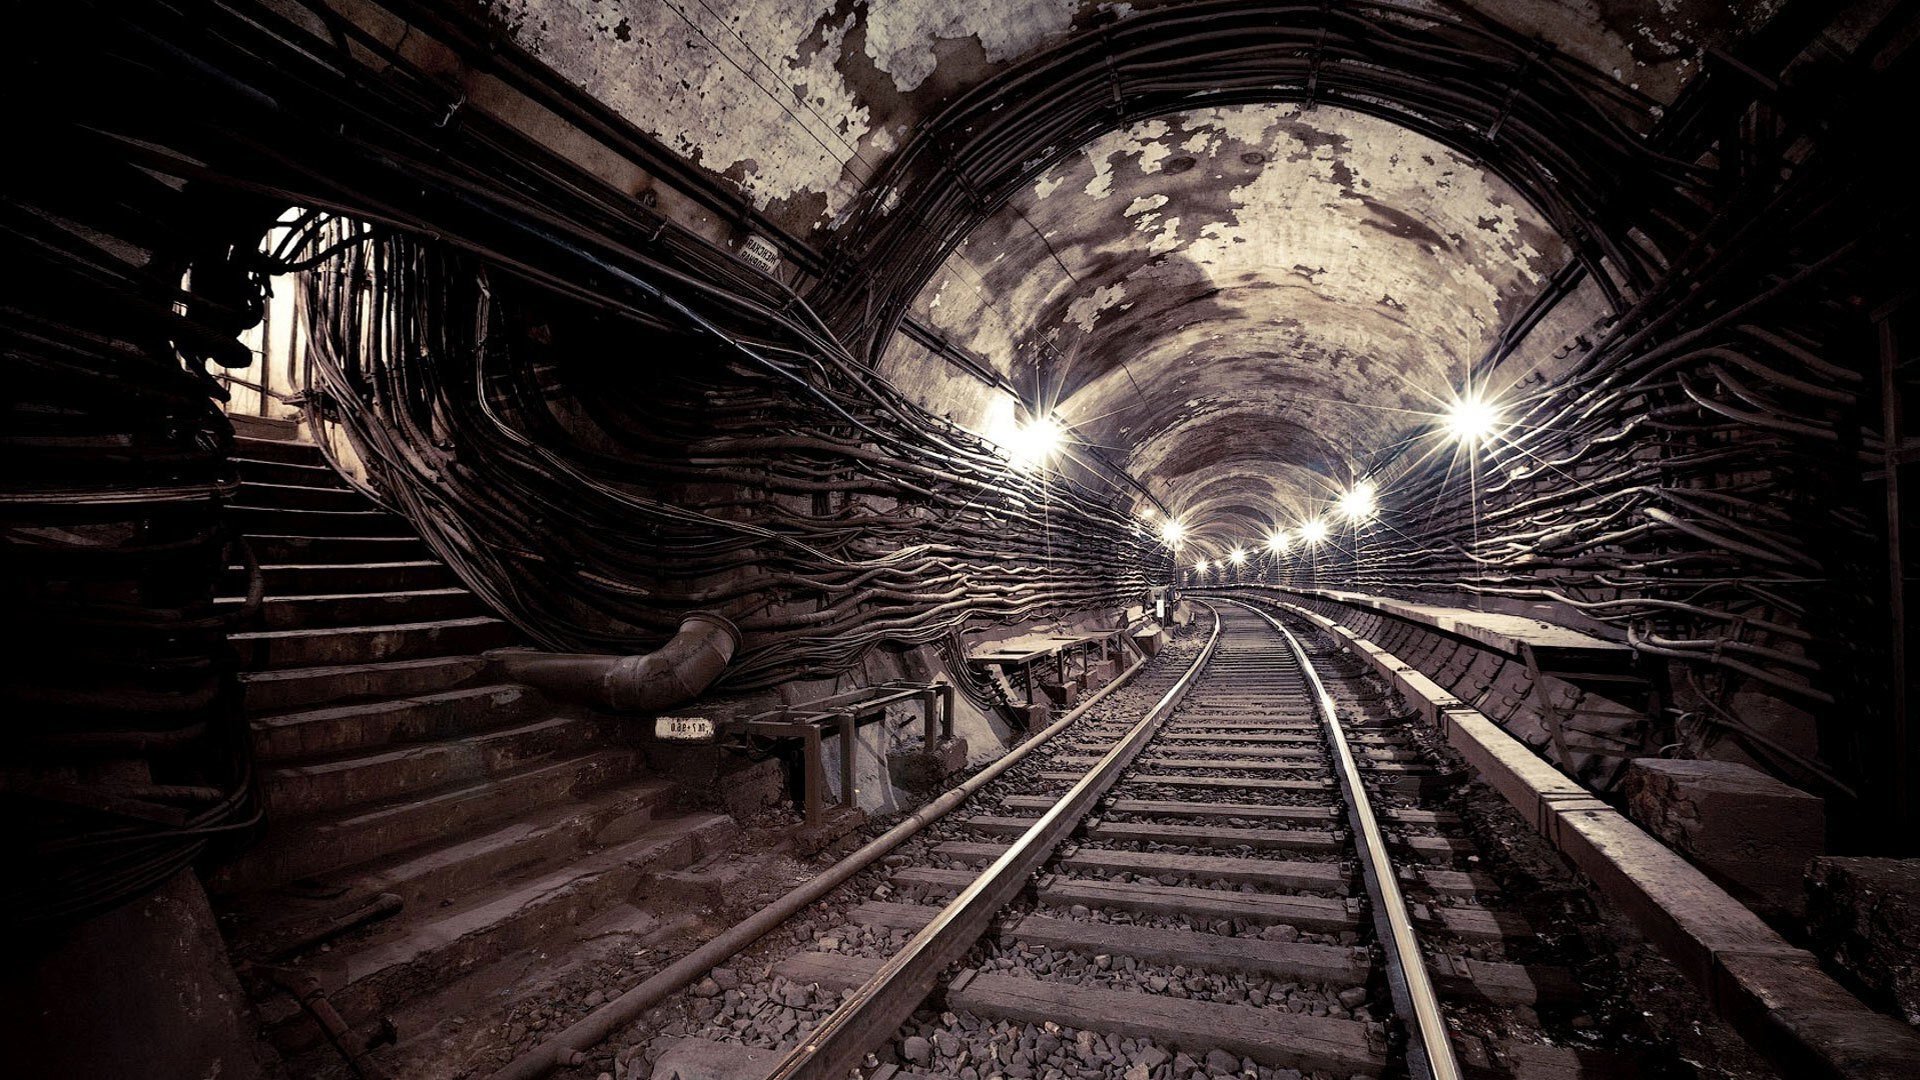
(608, 600, 1670, 1080)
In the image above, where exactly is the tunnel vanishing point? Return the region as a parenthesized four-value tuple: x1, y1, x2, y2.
(5, 2, 1920, 1079)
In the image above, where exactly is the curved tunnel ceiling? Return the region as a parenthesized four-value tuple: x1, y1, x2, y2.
(880, 103, 1569, 552)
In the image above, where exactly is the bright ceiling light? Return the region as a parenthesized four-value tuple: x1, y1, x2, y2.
(1227, 546, 1247, 566)
(1444, 393, 1501, 446)
(1194, 558, 1209, 573)
(1265, 529, 1291, 554)
(1159, 518, 1188, 547)
(1337, 481, 1377, 522)
(1002, 415, 1066, 471)
(1139, 505, 1157, 520)
(1300, 518, 1329, 545)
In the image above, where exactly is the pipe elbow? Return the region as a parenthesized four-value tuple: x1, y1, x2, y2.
(485, 611, 741, 713)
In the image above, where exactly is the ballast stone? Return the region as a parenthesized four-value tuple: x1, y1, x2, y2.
(1806, 857, 1920, 1027)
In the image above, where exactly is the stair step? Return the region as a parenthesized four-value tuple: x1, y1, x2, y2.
(233, 434, 326, 464)
(252, 683, 539, 763)
(230, 415, 301, 442)
(231, 480, 368, 512)
(222, 776, 681, 959)
(217, 587, 485, 630)
(263, 714, 603, 815)
(212, 749, 641, 891)
(227, 504, 413, 538)
(223, 561, 456, 597)
(258, 811, 737, 1053)
(231, 456, 349, 489)
(245, 533, 428, 564)
(230, 616, 517, 670)
(241, 656, 490, 712)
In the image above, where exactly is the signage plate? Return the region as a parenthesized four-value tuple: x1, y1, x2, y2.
(654, 715, 717, 742)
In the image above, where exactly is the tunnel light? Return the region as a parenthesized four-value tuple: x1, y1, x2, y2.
(1444, 393, 1501, 446)
(1337, 481, 1377, 522)
(1003, 415, 1066, 471)
(1227, 546, 1247, 566)
(1159, 518, 1188, 548)
(1300, 518, 1330, 545)
(1265, 529, 1291, 554)
(1194, 558, 1210, 574)
(1140, 505, 1157, 521)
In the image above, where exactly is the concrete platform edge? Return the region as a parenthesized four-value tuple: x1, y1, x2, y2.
(1251, 594, 1920, 1080)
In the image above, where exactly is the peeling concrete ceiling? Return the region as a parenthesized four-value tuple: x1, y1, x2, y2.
(476, 0, 1776, 553)
(479, 0, 1773, 233)
(882, 104, 1567, 547)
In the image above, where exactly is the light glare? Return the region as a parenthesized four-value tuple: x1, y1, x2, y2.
(1194, 558, 1209, 573)
(1444, 394, 1500, 445)
(1300, 518, 1330, 545)
(1159, 518, 1188, 547)
(1337, 481, 1377, 522)
(1228, 546, 1247, 566)
(1265, 529, 1291, 554)
(1003, 415, 1066, 470)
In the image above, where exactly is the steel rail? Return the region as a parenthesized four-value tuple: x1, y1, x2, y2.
(1222, 597, 1462, 1080)
(485, 639, 1159, 1080)
(761, 604, 1226, 1080)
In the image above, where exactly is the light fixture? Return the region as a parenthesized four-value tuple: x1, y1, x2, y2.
(1443, 392, 1501, 446)
(1265, 529, 1291, 554)
(1159, 518, 1188, 548)
(1002, 415, 1066, 471)
(1300, 518, 1329, 545)
(1139, 505, 1157, 521)
(1227, 546, 1247, 566)
(1194, 558, 1210, 573)
(1337, 480, 1377, 522)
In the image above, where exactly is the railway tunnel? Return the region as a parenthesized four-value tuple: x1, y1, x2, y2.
(4, 1, 1919, 1077)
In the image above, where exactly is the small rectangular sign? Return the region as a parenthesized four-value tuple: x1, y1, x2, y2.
(654, 715, 716, 742)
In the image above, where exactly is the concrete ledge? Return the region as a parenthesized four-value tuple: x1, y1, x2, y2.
(1269, 586, 1630, 661)
(1247, 594, 1920, 1080)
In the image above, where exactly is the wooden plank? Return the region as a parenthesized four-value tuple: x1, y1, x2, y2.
(890, 866, 977, 896)
(933, 840, 1008, 864)
(1429, 954, 1583, 1006)
(960, 814, 1040, 836)
(1121, 773, 1333, 792)
(1414, 868, 1497, 897)
(1165, 720, 1317, 732)
(847, 901, 937, 931)
(1398, 834, 1475, 860)
(1133, 756, 1325, 772)
(1058, 848, 1348, 892)
(947, 974, 1385, 1075)
(1088, 820, 1342, 852)
(1103, 798, 1338, 822)
(773, 951, 885, 993)
(651, 1037, 787, 1080)
(1039, 879, 1360, 931)
(1385, 808, 1461, 826)
(1006, 914, 1368, 983)
(1418, 905, 1536, 943)
(1065, 744, 1322, 760)
(1160, 732, 1319, 744)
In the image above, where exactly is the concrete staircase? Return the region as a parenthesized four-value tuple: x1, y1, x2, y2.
(210, 417, 736, 1058)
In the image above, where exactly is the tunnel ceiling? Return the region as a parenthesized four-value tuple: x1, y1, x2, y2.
(883, 104, 1568, 547)
(475, 0, 1781, 551)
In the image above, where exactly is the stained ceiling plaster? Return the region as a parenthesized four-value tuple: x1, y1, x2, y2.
(478, 0, 1768, 233)
(882, 104, 1566, 551)
(475, 0, 1772, 554)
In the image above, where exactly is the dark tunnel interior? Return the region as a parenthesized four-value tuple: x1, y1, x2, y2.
(4, 2, 1919, 1078)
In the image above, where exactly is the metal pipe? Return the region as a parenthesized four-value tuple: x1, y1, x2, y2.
(483, 638, 1151, 1080)
(484, 612, 740, 711)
